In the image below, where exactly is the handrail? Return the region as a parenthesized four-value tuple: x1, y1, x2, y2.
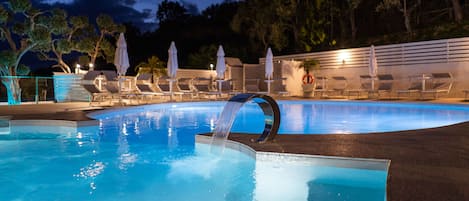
(0, 76, 54, 104)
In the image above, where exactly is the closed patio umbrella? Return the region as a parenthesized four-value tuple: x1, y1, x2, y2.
(215, 45, 226, 93)
(369, 45, 378, 90)
(167, 41, 178, 79)
(113, 33, 130, 103)
(216, 45, 226, 80)
(265, 47, 274, 93)
(114, 33, 130, 76)
(265, 47, 273, 80)
(167, 41, 178, 100)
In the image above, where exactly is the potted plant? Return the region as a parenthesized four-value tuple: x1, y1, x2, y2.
(300, 59, 320, 97)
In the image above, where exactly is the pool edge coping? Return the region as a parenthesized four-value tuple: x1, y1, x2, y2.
(195, 135, 391, 172)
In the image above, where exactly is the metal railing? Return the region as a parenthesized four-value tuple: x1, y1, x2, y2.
(0, 76, 54, 104)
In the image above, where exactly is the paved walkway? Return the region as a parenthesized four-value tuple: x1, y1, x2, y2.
(1, 99, 468, 201)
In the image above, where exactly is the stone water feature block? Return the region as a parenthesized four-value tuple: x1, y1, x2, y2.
(53, 73, 90, 102)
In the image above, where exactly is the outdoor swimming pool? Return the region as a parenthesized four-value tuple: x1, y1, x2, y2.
(1, 100, 467, 200)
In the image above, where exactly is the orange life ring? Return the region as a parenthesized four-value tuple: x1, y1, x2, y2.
(302, 74, 314, 84)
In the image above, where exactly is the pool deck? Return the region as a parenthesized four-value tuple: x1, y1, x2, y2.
(1, 98, 469, 201)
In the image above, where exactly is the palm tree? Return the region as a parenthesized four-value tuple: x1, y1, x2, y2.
(134, 56, 166, 83)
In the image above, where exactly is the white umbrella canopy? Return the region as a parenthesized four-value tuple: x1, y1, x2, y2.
(167, 41, 178, 78)
(369, 45, 378, 90)
(114, 33, 130, 76)
(265, 47, 274, 80)
(215, 45, 226, 79)
(369, 45, 378, 77)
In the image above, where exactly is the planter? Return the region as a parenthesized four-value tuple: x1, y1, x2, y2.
(302, 84, 315, 97)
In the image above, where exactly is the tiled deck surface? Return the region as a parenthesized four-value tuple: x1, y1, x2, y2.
(1, 99, 468, 201)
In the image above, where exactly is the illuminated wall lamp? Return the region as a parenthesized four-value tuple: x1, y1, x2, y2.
(338, 51, 350, 64)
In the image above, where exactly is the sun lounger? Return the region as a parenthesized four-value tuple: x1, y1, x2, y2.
(369, 74, 394, 99)
(217, 79, 241, 96)
(156, 77, 184, 100)
(134, 73, 166, 101)
(104, 81, 139, 104)
(193, 77, 221, 99)
(273, 78, 289, 96)
(82, 71, 109, 105)
(136, 73, 153, 81)
(396, 75, 423, 99)
(420, 73, 453, 99)
(135, 82, 167, 101)
(314, 76, 328, 98)
(82, 83, 109, 104)
(101, 70, 118, 81)
(83, 70, 101, 81)
(245, 78, 260, 92)
(463, 89, 469, 100)
(345, 75, 372, 99)
(325, 76, 348, 97)
(177, 78, 196, 99)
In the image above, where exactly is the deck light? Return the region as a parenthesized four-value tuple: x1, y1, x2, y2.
(75, 64, 81, 74)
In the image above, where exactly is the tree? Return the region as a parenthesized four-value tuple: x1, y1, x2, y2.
(134, 56, 166, 83)
(232, 0, 289, 51)
(0, 0, 49, 104)
(295, 0, 329, 51)
(156, 0, 189, 25)
(76, 14, 125, 68)
(36, 9, 90, 73)
(346, 0, 362, 43)
(376, 0, 422, 34)
(232, 0, 328, 53)
(450, 0, 463, 23)
(187, 44, 217, 69)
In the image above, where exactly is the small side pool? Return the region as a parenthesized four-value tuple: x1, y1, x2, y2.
(0, 124, 388, 201)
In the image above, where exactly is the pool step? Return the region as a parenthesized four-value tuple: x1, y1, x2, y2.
(0, 116, 11, 135)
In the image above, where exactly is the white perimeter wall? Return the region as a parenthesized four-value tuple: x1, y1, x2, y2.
(265, 37, 469, 97)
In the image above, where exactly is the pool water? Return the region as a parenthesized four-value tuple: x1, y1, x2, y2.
(93, 100, 469, 135)
(4, 100, 464, 200)
(0, 125, 386, 201)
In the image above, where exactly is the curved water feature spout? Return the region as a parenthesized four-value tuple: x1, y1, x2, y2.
(211, 93, 280, 146)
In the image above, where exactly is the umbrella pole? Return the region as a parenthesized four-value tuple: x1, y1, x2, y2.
(267, 79, 271, 94)
(265, 79, 273, 94)
(216, 80, 223, 93)
(118, 76, 122, 105)
(168, 78, 176, 101)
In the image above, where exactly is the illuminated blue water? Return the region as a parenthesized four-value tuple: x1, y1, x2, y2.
(94, 100, 469, 135)
(2, 100, 466, 200)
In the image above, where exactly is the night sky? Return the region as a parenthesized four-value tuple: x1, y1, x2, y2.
(35, 0, 227, 31)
